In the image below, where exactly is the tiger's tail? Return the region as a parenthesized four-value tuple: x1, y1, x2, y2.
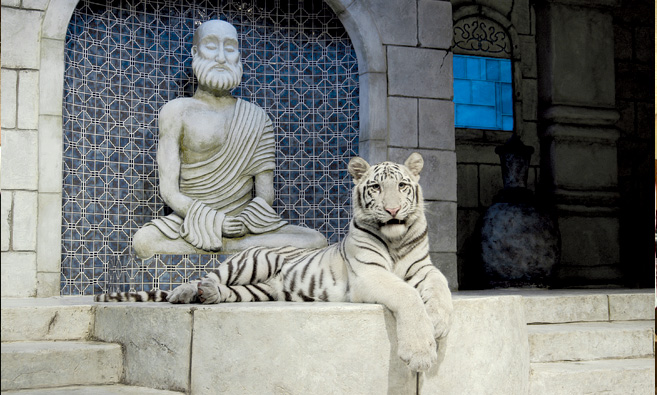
(94, 289, 169, 302)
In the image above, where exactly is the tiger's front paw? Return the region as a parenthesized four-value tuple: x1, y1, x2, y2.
(396, 318, 437, 372)
(197, 279, 220, 304)
(166, 282, 198, 304)
(425, 297, 453, 339)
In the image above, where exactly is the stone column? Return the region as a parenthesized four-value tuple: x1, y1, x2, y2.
(535, 0, 622, 285)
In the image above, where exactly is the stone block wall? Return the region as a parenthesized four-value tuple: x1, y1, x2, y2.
(0, 0, 458, 297)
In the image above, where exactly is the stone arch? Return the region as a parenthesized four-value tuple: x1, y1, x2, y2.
(37, 0, 387, 295)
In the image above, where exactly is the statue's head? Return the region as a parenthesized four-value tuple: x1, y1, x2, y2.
(191, 20, 243, 92)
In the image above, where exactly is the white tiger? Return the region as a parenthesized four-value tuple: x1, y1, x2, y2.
(96, 153, 453, 371)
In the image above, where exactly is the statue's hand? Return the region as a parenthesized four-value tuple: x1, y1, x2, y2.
(222, 216, 247, 237)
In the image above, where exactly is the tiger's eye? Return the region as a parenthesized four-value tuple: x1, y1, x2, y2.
(369, 184, 380, 192)
(399, 182, 407, 189)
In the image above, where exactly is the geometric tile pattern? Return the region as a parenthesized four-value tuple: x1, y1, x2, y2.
(62, 0, 359, 295)
(453, 55, 513, 131)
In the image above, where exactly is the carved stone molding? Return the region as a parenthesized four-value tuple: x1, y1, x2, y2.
(453, 16, 511, 58)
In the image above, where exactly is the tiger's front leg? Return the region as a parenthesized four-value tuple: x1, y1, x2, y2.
(350, 268, 437, 372)
(401, 256, 453, 339)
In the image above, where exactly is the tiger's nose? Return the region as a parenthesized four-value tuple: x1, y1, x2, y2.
(385, 206, 401, 217)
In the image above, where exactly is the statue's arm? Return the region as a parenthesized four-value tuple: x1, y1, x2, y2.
(157, 101, 194, 218)
(254, 170, 275, 206)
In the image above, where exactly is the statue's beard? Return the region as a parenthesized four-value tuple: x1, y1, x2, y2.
(192, 57, 243, 92)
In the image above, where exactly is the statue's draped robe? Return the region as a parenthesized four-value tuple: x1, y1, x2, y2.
(148, 99, 287, 251)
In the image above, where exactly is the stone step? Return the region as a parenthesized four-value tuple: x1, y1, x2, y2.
(1, 297, 94, 341)
(1, 385, 184, 395)
(529, 358, 655, 395)
(1, 341, 122, 391)
(528, 320, 654, 362)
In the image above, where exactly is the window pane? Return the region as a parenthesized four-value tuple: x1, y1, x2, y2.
(453, 54, 513, 131)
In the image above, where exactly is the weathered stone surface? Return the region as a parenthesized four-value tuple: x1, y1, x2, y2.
(191, 303, 415, 395)
(39, 40, 66, 116)
(558, 215, 620, 269)
(528, 321, 654, 362)
(0, 341, 121, 391)
(0, 385, 184, 395)
(608, 292, 654, 321)
(36, 192, 61, 273)
(522, 293, 609, 324)
(0, 130, 39, 191)
(529, 358, 655, 395)
(418, 0, 452, 49)
(94, 304, 194, 393)
(388, 96, 418, 147)
(1, 69, 17, 129)
(12, 191, 38, 251)
(1, 252, 37, 298)
(425, 201, 457, 253)
(419, 99, 455, 151)
(41, 0, 79, 39)
(456, 164, 478, 208)
(1, 192, 11, 251)
(1, 303, 93, 341)
(388, 47, 452, 100)
(362, 0, 417, 46)
(1, 8, 43, 69)
(420, 295, 529, 395)
(430, 252, 458, 291)
(478, 164, 503, 206)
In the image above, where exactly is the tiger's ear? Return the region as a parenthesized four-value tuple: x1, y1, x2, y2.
(348, 157, 370, 183)
(404, 152, 424, 177)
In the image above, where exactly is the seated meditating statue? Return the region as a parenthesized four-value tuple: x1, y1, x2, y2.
(132, 20, 327, 259)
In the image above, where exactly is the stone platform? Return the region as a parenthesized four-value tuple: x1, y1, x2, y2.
(1, 289, 653, 394)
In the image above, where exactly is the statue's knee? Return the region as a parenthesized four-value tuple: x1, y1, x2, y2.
(132, 225, 158, 259)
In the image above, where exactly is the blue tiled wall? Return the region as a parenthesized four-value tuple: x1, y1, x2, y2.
(453, 55, 513, 131)
(61, 0, 359, 295)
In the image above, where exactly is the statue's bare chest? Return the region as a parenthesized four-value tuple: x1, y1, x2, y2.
(180, 106, 235, 162)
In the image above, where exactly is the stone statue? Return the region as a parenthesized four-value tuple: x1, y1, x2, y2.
(132, 20, 327, 259)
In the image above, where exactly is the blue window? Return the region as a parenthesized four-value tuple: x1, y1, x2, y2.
(453, 55, 513, 131)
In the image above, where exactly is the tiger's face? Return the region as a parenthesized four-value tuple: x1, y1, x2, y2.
(348, 153, 424, 239)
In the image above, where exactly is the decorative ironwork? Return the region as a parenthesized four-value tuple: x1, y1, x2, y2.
(453, 16, 511, 57)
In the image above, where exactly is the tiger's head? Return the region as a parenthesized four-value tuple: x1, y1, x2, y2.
(348, 153, 424, 240)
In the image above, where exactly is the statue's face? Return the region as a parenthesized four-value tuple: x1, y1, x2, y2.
(192, 20, 243, 92)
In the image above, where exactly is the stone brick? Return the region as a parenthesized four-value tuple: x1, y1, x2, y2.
(457, 164, 478, 208)
(510, 0, 531, 35)
(425, 200, 457, 253)
(388, 47, 452, 100)
(388, 96, 418, 148)
(1, 302, 94, 341)
(1, 68, 17, 129)
(192, 304, 415, 395)
(1, 0, 20, 6)
(457, 209, 480, 252)
(0, 129, 39, 190)
(418, 0, 452, 49)
(362, 0, 417, 46)
(94, 304, 194, 392)
(36, 271, 61, 297)
(634, 26, 652, 63)
(1, 8, 43, 69)
(479, 164, 503, 207)
(37, 192, 62, 273)
(608, 292, 653, 321)
(522, 79, 538, 121)
(12, 191, 38, 251)
(18, 70, 40, 129)
(0, 251, 37, 297)
(22, 0, 49, 10)
(389, 148, 457, 202)
(40, 39, 66, 116)
(359, 71, 388, 141)
(38, 115, 63, 192)
(419, 99, 455, 151)
(456, 141, 500, 165)
(430, 252, 458, 291)
(420, 295, 529, 394)
(519, 35, 537, 78)
(41, 0, 79, 40)
(1, 192, 11, 251)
